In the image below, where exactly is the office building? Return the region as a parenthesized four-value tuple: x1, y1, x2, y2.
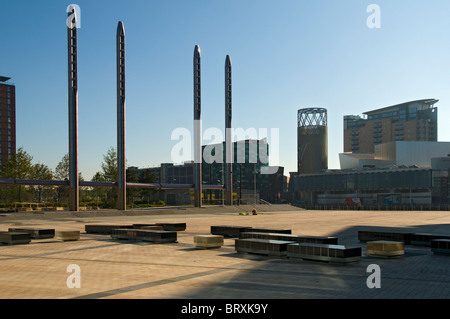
(0, 76, 16, 166)
(344, 99, 438, 153)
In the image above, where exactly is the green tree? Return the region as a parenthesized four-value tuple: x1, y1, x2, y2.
(101, 147, 117, 182)
(53, 153, 85, 204)
(0, 147, 34, 202)
(100, 147, 118, 205)
(126, 168, 140, 205)
(138, 168, 158, 203)
(91, 171, 107, 207)
(54, 153, 69, 180)
(31, 163, 54, 203)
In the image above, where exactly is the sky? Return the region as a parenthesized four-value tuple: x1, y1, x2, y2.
(1, 0, 450, 180)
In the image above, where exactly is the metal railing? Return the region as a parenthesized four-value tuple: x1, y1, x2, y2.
(0, 178, 224, 190)
(293, 203, 450, 211)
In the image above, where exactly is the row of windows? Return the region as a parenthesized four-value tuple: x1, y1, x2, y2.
(0, 86, 12, 92)
(0, 142, 13, 148)
(0, 148, 13, 155)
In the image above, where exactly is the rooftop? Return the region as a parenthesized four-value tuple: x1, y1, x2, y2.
(0, 76, 11, 82)
(363, 99, 438, 116)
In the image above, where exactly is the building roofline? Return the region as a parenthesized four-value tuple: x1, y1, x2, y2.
(363, 99, 438, 115)
(0, 76, 11, 82)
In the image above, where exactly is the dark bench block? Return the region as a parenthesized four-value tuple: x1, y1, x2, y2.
(0, 231, 32, 245)
(85, 225, 132, 235)
(211, 226, 252, 237)
(244, 228, 291, 234)
(410, 233, 450, 247)
(287, 243, 361, 263)
(358, 230, 413, 244)
(8, 228, 55, 239)
(133, 223, 186, 231)
(431, 239, 450, 255)
(111, 228, 177, 243)
(235, 238, 296, 257)
(240, 232, 338, 245)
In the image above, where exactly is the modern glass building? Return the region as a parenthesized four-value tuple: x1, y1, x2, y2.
(202, 139, 271, 194)
(131, 139, 285, 204)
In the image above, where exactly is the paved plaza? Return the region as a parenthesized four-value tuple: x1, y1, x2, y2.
(0, 205, 449, 300)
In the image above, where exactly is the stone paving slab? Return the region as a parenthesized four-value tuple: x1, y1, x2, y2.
(0, 207, 449, 300)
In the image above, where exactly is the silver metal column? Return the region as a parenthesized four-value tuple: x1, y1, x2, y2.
(193, 45, 202, 207)
(225, 55, 233, 205)
(68, 7, 79, 212)
(117, 21, 126, 211)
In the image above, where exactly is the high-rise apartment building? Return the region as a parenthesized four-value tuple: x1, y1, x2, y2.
(0, 76, 16, 166)
(344, 99, 438, 153)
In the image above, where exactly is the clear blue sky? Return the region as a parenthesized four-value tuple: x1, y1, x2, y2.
(1, 0, 450, 180)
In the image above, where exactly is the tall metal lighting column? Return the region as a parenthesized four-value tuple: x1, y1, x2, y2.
(225, 55, 233, 205)
(117, 21, 126, 210)
(193, 45, 202, 207)
(67, 7, 79, 212)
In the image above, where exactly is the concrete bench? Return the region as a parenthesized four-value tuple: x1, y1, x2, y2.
(211, 226, 253, 238)
(111, 228, 177, 243)
(240, 232, 338, 245)
(194, 235, 224, 249)
(235, 238, 296, 257)
(358, 230, 413, 244)
(8, 228, 55, 239)
(431, 239, 450, 255)
(366, 241, 404, 257)
(55, 231, 80, 242)
(85, 224, 132, 235)
(0, 231, 31, 245)
(133, 223, 186, 231)
(410, 233, 450, 247)
(287, 243, 361, 263)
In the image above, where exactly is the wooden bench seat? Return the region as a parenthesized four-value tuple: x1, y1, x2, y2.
(55, 231, 80, 242)
(194, 235, 224, 249)
(366, 240, 404, 257)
